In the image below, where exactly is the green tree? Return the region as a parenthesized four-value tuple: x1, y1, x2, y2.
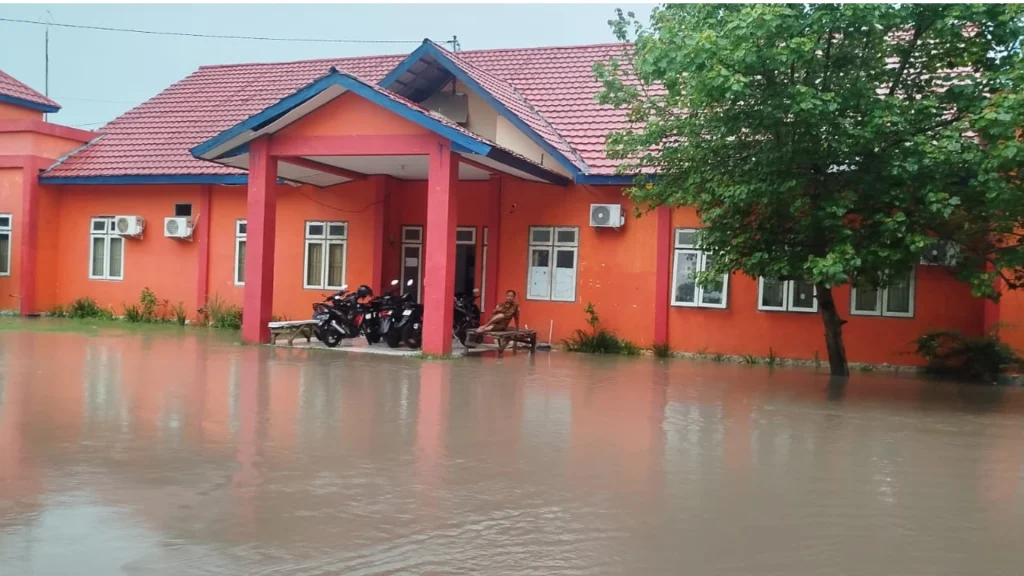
(595, 4, 1024, 375)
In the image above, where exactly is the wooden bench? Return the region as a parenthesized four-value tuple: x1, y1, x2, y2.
(268, 320, 318, 346)
(465, 328, 537, 357)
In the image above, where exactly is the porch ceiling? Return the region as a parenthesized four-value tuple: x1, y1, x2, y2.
(219, 152, 505, 185)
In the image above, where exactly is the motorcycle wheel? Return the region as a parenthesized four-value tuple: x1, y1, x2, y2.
(365, 330, 381, 345)
(322, 328, 343, 348)
(384, 329, 402, 349)
(455, 325, 468, 346)
(402, 324, 422, 350)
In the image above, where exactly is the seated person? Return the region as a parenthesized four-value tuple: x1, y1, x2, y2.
(477, 289, 520, 333)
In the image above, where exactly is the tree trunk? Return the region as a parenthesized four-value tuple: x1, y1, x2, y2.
(816, 284, 849, 377)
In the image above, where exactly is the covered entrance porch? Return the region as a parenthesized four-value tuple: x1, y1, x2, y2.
(191, 70, 568, 355)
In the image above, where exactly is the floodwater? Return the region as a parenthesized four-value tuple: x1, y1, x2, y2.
(2, 327, 1024, 575)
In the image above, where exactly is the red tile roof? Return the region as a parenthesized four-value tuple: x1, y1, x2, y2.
(0, 69, 60, 111)
(45, 42, 635, 178)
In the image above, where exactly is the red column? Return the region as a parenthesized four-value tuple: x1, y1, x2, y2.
(241, 138, 278, 344)
(18, 156, 43, 315)
(370, 176, 387, 293)
(422, 140, 457, 355)
(195, 184, 212, 314)
(653, 205, 672, 345)
(483, 176, 502, 315)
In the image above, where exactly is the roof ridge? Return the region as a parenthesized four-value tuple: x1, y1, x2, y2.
(451, 41, 632, 55)
(197, 52, 407, 70)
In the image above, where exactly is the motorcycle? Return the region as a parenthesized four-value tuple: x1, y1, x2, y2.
(311, 284, 363, 348)
(453, 289, 481, 346)
(388, 279, 421, 349)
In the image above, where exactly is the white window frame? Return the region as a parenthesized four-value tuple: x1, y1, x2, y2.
(850, 270, 916, 318)
(456, 226, 476, 245)
(526, 225, 578, 302)
(234, 220, 246, 286)
(400, 225, 423, 303)
(757, 278, 818, 313)
(0, 213, 11, 276)
(88, 216, 124, 281)
(670, 228, 728, 309)
(303, 221, 348, 290)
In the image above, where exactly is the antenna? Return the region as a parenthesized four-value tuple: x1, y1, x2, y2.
(451, 35, 460, 52)
(44, 11, 52, 120)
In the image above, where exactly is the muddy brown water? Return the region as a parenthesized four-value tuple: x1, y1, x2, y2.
(1, 327, 1024, 575)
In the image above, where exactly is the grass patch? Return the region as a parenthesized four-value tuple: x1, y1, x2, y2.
(765, 348, 779, 368)
(741, 354, 759, 365)
(64, 297, 114, 320)
(711, 352, 727, 363)
(171, 301, 188, 326)
(204, 294, 243, 330)
(651, 342, 673, 358)
(413, 353, 456, 361)
(563, 302, 641, 356)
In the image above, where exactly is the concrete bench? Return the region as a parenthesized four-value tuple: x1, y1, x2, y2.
(465, 328, 537, 357)
(268, 320, 318, 346)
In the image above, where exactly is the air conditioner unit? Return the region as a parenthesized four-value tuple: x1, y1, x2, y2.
(113, 215, 145, 238)
(920, 240, 960, 266)
(589, 204, 625, 228)
(164, 217, 194, 240)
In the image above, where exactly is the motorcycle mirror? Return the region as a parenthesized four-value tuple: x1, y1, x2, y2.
(406, 279, 414, 286)
(340, 284, 349, 291)
(473, 288, 480, 295)
(391, 279, 399, 286)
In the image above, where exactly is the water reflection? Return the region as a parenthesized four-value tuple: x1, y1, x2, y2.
(1, 327, 1023, 574)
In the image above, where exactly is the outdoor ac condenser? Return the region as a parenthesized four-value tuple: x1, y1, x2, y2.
(589, 204, 624, 228)
(164, 217, 194, 240)
(114, 215, 146, 238)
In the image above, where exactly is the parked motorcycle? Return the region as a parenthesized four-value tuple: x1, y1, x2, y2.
(453, 289, 481, 346)
(312, 284, 363, 347)
(388, 279, 421, 349)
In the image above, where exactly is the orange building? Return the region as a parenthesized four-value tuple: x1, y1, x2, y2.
(0, 41, 1013, 363)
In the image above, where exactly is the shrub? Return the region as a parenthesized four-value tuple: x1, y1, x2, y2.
(651, 342, 673, 358)
(66, 297, 113, 320)
(171, 301, 188, 326)
(206, 294, 243, 330)
(765, 348, 779, 367)
(123, 304, 144, 323)
(563, 302, 639, 355)
(49, 304, 67, 318)
(139, 287, 159, 322)
(915, 329, 1020, 381)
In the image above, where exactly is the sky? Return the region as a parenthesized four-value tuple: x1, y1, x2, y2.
(0, 3, 654, 129)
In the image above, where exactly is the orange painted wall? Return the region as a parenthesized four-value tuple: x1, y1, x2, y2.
(0, 102, 42, 121)
(0, 132, 85, 158)
(206, 180, 385, 321)
(0, 168, 23, 310)
(277, 91, 429, 137)
(496, 181, 660, 346)
(996, 291, 1024, 353)
(51, 185, 205, 316)
(665, 207, 985, 365)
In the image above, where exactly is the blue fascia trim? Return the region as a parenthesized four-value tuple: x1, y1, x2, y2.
(380, 41, 582, 178)
(193, 70, 493, 160)
(38, 174, 249, 185)
(189, 76, 329, 158)
(574, 174, 644, 186)
(485, 149, 571, 186)
(0, 93, 60, 114)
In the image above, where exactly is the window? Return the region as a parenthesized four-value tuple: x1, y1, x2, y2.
(671, 228, 728, 308)
(234, 220, 246, 286)
(304, 221, 347, 290)
(527, 226, 578, 301)
(0, 214, 10, 276)
(758, 278, 817, 313)
(401, 225, 423, 302)
(174, 203, 193, 217)
(920, 239, 960, 267)
(89, 217, 124, 280)
(850, 270, 915, 318)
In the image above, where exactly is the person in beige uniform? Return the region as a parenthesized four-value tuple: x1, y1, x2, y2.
(478, 290, 520, 333)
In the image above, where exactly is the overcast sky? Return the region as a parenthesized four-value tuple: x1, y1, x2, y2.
(0, 3, 654, 128)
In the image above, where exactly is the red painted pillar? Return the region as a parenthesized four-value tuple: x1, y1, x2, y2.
(18, 157, 43, 315)
(370, 175, 387, 293)
(653, 205, 671, 345)
(195, 184, 212, 314)
(241, 138, 277, 344)
(483, 176, 502, 315)
(422, 140, 457, 355)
